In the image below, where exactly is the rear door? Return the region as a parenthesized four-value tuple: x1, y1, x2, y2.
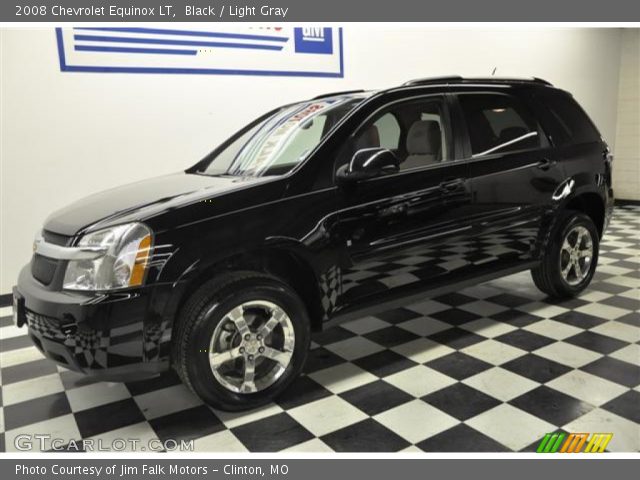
(454, 90, 567, 268)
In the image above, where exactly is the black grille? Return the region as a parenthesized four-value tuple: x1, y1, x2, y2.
(31, 254, 59, 285)
(31, 230, 72, 286)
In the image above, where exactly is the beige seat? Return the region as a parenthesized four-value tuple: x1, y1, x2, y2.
(402, 120, 442, 170)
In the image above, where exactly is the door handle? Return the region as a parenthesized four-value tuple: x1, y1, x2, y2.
(439, 178, 464, 192)
(380, 202, 408, 217)
(536, 158, 557, 171)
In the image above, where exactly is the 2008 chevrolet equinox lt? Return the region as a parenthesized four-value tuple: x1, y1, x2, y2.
(14, 77, 614, 410)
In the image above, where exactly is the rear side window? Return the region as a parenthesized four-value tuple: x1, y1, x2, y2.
(458, 94, 542, 157)
(541, 93, 601, 146)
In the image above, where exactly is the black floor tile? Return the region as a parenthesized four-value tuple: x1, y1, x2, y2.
(552, 311, 608, 329)
(564, 331, 628, 355)
(0, 316, 13, 328)
(486, 293, 533, 309)
(340, 380, 412, 416)
(425, 352, 492, 380)
(433, 293, 476, 307)
(422, 383, 500, 421)
(495, 329, 555, 352)
(502, 354, 572, 383)
(509, 386, 594, 426)
(150, 405, 224, 442)
(311, 327, 356, 346)
(427, 328, 486, 350)
(353, 350, 417, 378)
(231, 413, 313, 452)
(0, 334, 33, 352)
(125, 371, 182, 396)
(0, 433, 4, 453)
(417, 424, 509, 452)
(74, 398, 145, 438)
(616, 312, 640, 327)
(363, 326, 420, 348)
(591, 282, 630, 295)
(303, 347, 345, 374)
(430, 308, 482, 326)
(3, 392, 71, 430)
(601, 295, 640, 311)
(581, 357, 640, 388)
(1, 358, 58, 385)
(59, 370, 103, 391)
(490, 309, 542, 327)
(601, 390, 640, 424)
(376, 308, 422, 324)
(321, 418, 410, 452)
(276, 375, 332, 410)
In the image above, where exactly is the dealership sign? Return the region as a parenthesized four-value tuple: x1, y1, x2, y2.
(55, 26, 344, 77)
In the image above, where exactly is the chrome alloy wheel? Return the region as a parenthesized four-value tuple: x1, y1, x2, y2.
(559, 225, 594, 286)
(208, 300, 295, 394)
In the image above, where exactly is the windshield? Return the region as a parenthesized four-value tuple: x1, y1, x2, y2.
(199, 96, 364, 177)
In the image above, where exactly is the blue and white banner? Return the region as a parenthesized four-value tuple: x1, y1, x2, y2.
(55, 26, 344, 77)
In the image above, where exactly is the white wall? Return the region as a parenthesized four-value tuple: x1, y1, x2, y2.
(613, 29, 640, 201)
(0, 26, 626, 292)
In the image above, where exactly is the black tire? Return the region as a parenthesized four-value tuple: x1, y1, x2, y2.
(173, 271, 310, 411)
(531, 211, 599, 298)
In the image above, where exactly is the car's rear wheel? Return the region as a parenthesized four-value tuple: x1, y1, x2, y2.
(531, 211, 599, 298)
(173, 272, 310, 411)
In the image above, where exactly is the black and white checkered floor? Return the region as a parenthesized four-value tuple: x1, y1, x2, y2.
(1, 206, 638, 453)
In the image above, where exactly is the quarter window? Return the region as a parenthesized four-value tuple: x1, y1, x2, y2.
(458, 94, 541, 157)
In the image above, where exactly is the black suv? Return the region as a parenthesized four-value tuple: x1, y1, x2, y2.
(14, 76, 614, 410)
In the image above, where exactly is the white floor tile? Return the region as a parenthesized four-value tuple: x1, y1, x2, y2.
(546, 370, 629, 407)
(463, 367, 539, 402)
(66, 382, 132, 412)
(534, 342, 603, 368)
(374, 400, 459, 444)
(466, 404, 554, 451)
(391, 338, 454, 364)
(384, 365, 456, 398)
(288, 396, 367, 437)
(462, 339, 527, 365)
(309, 363, 377, 394)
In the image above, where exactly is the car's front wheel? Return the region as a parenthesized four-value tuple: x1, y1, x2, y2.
(173, 272, 310, 411)
(531, 211, 600, 298)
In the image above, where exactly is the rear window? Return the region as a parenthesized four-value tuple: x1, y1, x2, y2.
(458, 94, 542, 157)
(541, 92, 601, 146)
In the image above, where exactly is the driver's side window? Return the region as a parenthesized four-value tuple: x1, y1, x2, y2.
(338, 97, 449, 174)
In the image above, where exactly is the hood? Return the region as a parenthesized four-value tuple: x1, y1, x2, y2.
(43, 172, 274, 236)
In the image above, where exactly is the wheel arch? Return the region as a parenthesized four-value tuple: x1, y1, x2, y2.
(563, 190, 606, 238)
(174, 246, 325, 332)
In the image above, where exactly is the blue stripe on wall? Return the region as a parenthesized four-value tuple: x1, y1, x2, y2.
(75, 45, 198, 56)
(74, 27, 289, 43)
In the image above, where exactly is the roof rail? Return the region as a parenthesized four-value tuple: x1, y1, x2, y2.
(403, 76, 463, 86)
(403, 76, 553, 87)
(312, 89, 365, 100)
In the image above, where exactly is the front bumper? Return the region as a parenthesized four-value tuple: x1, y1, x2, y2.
(14, 266, 171, 382)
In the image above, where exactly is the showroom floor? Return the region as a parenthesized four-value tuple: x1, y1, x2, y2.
(0, 206, 638, 453)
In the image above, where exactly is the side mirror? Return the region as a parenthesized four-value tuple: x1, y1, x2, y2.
(336, 148, 400, 182)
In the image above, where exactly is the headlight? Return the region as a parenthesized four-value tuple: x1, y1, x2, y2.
(63, 223, 153, 291)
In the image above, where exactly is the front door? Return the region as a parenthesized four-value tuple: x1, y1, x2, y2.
(332, 95, 473, 311)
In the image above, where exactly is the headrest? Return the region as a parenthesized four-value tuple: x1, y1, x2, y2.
(354, 125, 380, 151)
(406, 120, 441, 155)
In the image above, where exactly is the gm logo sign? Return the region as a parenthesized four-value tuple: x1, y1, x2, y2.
(294, 27, 333, 54)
